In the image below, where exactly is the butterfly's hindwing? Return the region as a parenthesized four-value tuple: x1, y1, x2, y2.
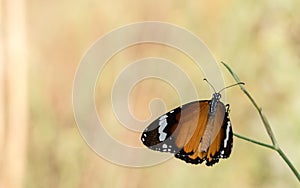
(174, 103, 233, 166)
(218, 105, 233, 159)
(205, 109, 233, 166)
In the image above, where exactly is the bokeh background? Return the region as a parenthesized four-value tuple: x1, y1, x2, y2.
(1, 0, 300, 188)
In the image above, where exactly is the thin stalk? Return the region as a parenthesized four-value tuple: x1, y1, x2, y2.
(221, 61, 300, 182)
(233, 133, 274, 150)
(221, 62, 277, 147)
(277, 148, 300, 181)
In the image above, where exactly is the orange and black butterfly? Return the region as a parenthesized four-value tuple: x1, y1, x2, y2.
(141, 79, 243, 166)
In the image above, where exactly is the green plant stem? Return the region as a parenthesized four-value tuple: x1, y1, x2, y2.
(221, 61, 300, 182)
(233, 133, 274, 150)
(277, 148, 300, 181)
(221, 62, 277, 147)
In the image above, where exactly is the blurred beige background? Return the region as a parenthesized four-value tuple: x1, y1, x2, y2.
(1, 0, 300, 188)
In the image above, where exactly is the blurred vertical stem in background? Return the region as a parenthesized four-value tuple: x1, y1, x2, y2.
(0, 0, 5, 164)
(221, 62, 300, 182)
(0, 0, 29, 188)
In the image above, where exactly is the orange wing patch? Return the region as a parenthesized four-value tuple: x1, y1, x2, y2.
(175, 102, 232, 166)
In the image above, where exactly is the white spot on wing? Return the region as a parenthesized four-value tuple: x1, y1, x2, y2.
(159, 132, 167, 141)
(162, 144, 167, 148)
(158, 114, 168, 141)
(223, 120, 231, 148)
(158, 119, 167, 127)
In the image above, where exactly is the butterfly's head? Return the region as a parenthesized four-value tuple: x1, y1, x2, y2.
(212, 93, 222, 101)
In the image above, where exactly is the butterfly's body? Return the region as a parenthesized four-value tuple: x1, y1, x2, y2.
(141, 93, 233, 166)
(200, 93, 221, 152)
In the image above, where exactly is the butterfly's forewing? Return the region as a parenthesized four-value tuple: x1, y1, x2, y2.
(141, 101, 209, 154)
(141, 100, 233, 166)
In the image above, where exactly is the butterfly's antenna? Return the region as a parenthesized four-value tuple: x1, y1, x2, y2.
(203, 78, 217, 93)
(218, 82, 245, 93)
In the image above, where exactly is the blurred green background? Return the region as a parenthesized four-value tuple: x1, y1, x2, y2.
(1, 0, 300, 188)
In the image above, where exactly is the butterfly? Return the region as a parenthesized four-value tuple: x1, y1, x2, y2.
(141, 79, 244, 166)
